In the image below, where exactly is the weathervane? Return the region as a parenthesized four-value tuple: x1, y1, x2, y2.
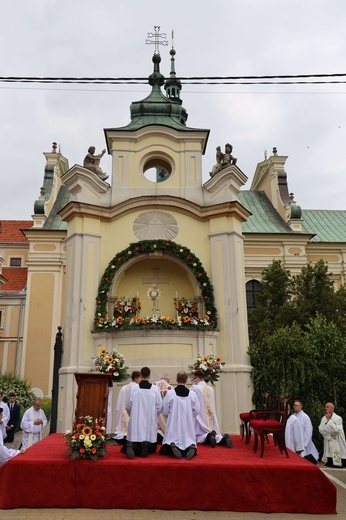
(145, 26, 168, 55)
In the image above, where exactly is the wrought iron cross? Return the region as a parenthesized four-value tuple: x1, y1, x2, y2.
(145, 26, 168, 55)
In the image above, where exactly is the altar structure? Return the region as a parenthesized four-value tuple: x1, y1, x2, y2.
(58, 45, 251, 431)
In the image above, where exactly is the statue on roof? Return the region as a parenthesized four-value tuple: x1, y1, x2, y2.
(83, 146, 108, 181)
(210, 143, 237, 177)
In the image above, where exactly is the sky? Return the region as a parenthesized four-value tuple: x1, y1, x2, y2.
(2, 0, 346, 219)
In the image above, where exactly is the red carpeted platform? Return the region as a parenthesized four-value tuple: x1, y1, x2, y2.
(0, 433, 336, 514)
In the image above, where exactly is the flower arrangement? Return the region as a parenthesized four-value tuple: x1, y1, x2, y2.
(92, 347, 130, 382)
(174, 296, 199, 318)
(64, 416, 107, 461)
(94, 313, 214, 332)
(113, 296, 140, 318)
(94, 240, 218, 332)
(188, 352, 223, 385)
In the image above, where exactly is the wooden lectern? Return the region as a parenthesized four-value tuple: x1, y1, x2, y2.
(74, 372, 113, 422)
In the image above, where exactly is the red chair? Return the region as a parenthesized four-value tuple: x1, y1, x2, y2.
(249, 396, 290, 458)
(239, 392, 270, 444)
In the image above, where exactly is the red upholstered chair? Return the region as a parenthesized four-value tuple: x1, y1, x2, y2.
(239, 392, 270, 444)
(249, 396, 289, 458)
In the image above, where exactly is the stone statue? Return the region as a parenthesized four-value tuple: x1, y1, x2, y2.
(83, 146, 108, 180)
(210, 143, 237, 177)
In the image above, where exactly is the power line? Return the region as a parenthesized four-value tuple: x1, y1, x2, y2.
(1, 72, 346, 86)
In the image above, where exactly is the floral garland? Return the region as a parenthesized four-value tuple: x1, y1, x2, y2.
(94, 240, 218, 332)
(92, 347, 130, 382)
(63, 416, 107, 460)
(188, 352, 223, 385)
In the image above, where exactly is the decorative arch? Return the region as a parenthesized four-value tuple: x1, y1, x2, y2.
(94, 239, 218, 331)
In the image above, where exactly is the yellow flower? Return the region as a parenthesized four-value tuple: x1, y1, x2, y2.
(82, 426, 93, 436)
(100, 348, 107, 355)
(90, 434, 96, 441)
(79, 434, 85, 440)
(106, 356, 113, 363)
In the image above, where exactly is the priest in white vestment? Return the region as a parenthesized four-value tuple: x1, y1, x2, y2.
(293, 400, 319, 464)
(20, 398, 47, 450)
(160, 371, 199, 459)
(319, 402, 346, 468)
(190, 370, 232, 448)
(121, 366, 162, 458)
(113, 370, 141, 443)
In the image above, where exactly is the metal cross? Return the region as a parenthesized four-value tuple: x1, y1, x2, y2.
(145, 26, 168, 55)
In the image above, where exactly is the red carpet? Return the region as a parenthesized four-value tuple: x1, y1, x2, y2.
(0, 433, 336, 514)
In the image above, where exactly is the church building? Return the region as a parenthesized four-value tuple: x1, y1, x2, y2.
(1, 42, 346, 435)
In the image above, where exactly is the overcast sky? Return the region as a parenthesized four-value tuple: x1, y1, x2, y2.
(2, 0, 346, 219)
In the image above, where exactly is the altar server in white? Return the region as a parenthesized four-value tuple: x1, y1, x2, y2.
(0, 408, 25, 465)
(191, 370, 232, 448)
(285, 409, 305, 456)
(20, 398, 47, 450)
(293, 400, 319, 464)
(319, 402, 346, 468)
(122, 366, 162, 458)
(0, 391, 10, 435)
(160, 371, 200, 459)
(113, 370, 141, 443)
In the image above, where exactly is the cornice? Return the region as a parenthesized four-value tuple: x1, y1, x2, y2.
(59, 196, 251, 224)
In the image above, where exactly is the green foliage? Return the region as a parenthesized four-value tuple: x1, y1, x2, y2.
(0, 372, 35, 409)
(248, 260, 346, 449)
(247, 260, 293, 345)
(291, 260, 336, 329)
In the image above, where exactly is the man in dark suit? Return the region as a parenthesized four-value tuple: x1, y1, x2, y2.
(4, 393, 20, 443)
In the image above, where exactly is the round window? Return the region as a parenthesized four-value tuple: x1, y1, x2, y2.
(143, 157, 172, 183)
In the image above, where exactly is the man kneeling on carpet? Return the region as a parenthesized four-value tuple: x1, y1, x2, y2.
(0, 408, 25, 465)
(121, 366, 162, 459)
(160, 371, 199, 460)
(191, 370, 233, 448)
(20, 397, 47, 450)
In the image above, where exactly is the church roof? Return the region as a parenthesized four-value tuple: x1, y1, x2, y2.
(43, 185, 71, 230)
(0, 220, 33, 242)
(239, 190, 346, 243)
(0, 267, 28, 292)
(239, 191, 295, 234)
(301, 209, 346, 242)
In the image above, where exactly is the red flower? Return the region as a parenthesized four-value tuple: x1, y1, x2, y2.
(79, 448, 85, 454)
(97, 300, 102, 304)
(135, 246, 140, 251)
(117, 257, 122, 262)
(91, 447, 97, 454)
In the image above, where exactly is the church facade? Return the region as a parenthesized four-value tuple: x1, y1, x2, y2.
(1, 46, 346, 434)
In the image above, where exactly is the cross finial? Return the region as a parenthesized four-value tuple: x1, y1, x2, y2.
(145, 26, 168, 55)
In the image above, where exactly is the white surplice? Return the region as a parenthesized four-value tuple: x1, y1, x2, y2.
(285, 414, 305, 456)
(125, 384, 162, 443)
(0, 443, 20, 466)
(20, 406, 47, 450)
(190, 381, 222, 443)
(0, 401, 10, 428)
(318, 412, 346, 466)
(114, 381, 138, 439)
(162, 386, 200, 450)
(294, 409, 319, 461)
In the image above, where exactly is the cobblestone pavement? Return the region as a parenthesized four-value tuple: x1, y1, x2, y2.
(2, 426, 346, 519)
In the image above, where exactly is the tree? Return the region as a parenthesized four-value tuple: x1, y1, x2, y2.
(291, 260, 336, 329)
(247, 259, 294, 346)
